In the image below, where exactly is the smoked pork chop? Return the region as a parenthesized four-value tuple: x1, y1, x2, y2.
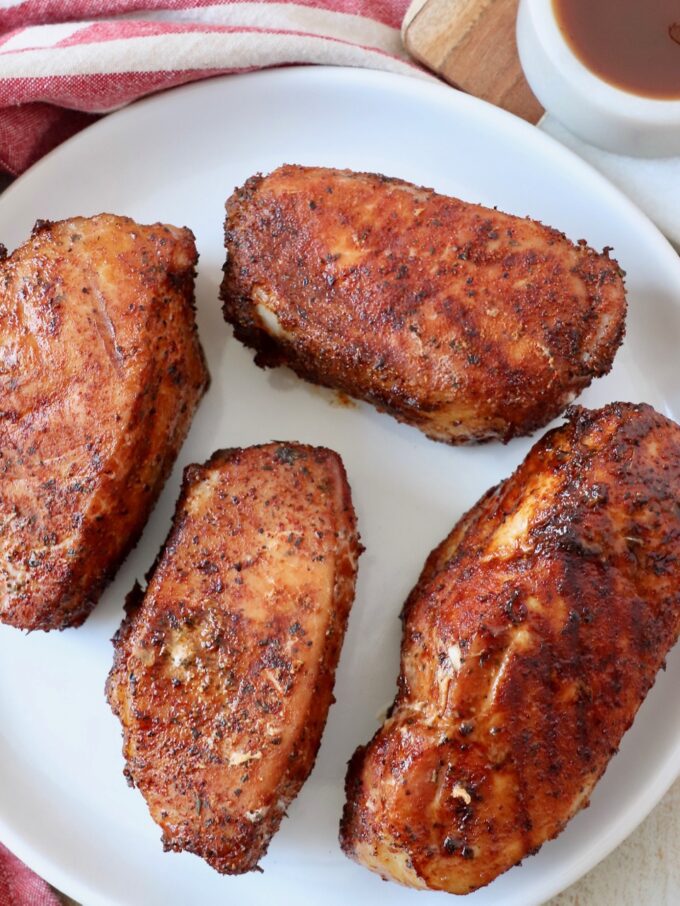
(107, 443, 361, 873)
(0, 215, 208, 630)
(221, 165, 626, 444)
(341, 403, 680, 893)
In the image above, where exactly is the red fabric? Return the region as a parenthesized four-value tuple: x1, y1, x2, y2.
(0, 102, 98, 173)
(0, 0, 418, 174)
(0, 0, 406, 30)
(0, 842, 59, 906)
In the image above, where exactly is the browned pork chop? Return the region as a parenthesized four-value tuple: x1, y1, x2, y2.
(0, 215, 208, 630)
(341, 403, 680, 893)
(107, 443, 361, 873)
(221, 165, 626, 444)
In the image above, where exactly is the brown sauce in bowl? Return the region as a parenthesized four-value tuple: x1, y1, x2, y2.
(553, 0, 680, 99)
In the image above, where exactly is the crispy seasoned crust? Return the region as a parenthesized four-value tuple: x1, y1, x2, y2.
(340, 402, 680, 893)
(107, 443, 361, 874)
(0, 215, 209, 630)
(220, 165, 626, 444)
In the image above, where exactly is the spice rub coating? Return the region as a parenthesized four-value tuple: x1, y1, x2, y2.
(0, 215, 208, 631)
(107, 443, 361, 874)
(341, 402, 680, 893)
(221, 165, 626, 444)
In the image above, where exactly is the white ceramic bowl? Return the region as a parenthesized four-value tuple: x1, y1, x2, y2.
(517, 0, 680, 157)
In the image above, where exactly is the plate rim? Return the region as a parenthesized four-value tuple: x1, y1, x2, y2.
(0, 63, 679, 906)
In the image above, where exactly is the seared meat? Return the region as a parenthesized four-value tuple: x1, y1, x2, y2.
(221, 165, 626, 444)
(341, 402, 680, 893)
(107, 443, 361, 874)
(0, 215, 208, 631)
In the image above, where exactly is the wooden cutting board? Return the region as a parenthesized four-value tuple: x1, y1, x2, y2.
(402, 0, 544, 123)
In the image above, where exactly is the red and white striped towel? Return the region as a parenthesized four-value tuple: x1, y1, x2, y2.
(0, 0, 426, 175)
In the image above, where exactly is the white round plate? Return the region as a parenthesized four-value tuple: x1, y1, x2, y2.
(0, 67, 679, 906)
